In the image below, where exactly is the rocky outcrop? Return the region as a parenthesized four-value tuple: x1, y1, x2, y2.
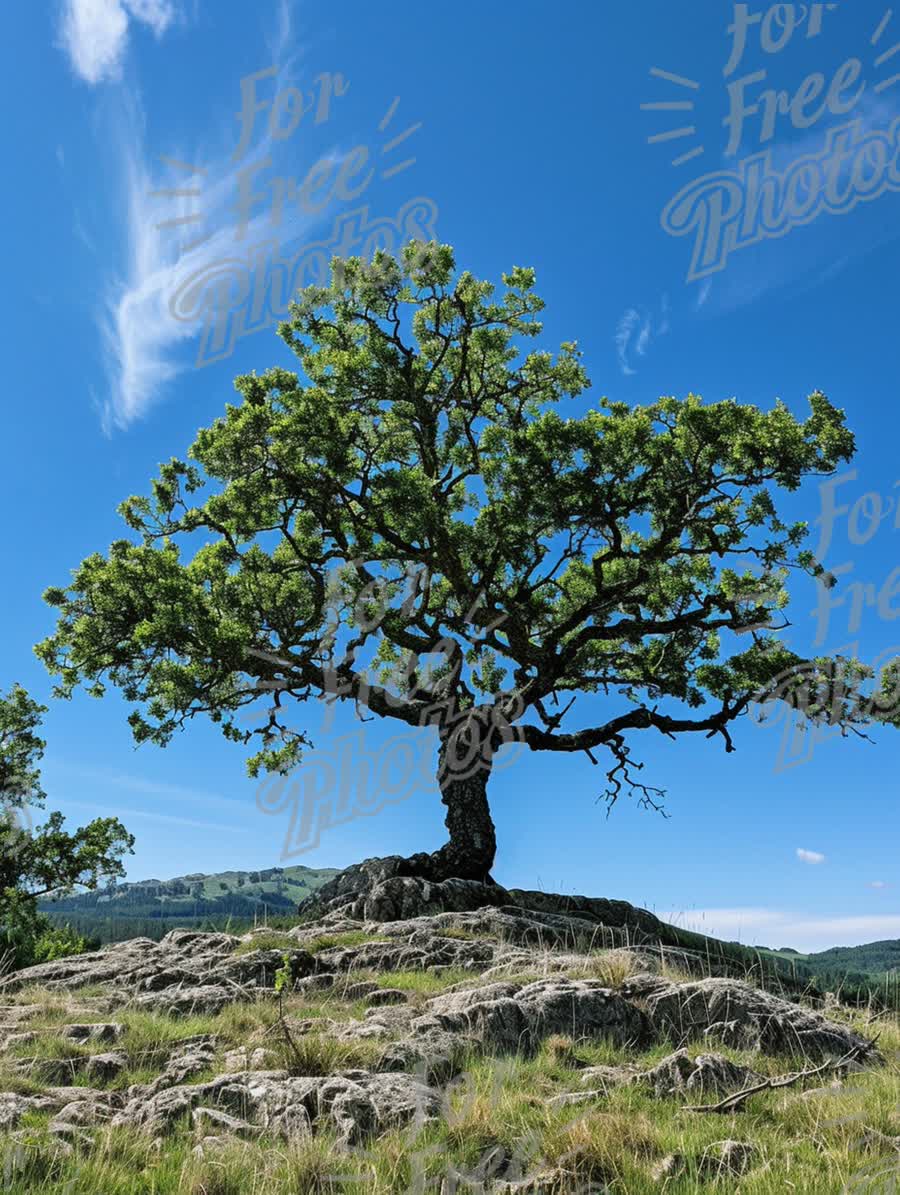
(298, 856, 691, 950)
(0, 863, 886, 1191)
(560, 1048, 762, 1103)
(108, 1067, 441, 1144)
(623, 974, 879, 1062)
(0, 930, 317, 1016)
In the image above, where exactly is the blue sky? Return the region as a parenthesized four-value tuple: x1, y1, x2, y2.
(5, 1, 900, 951)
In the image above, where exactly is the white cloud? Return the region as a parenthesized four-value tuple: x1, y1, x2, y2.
(658, 292, 670, 334)
(97, 30, 344, 428)
(661, 906, 900, 952)
(693, 278, 711, 310)
(614, 297, 670, 376)
(88, 3, 353, 429)
(64, 799, 243, 834)
(796, 847, 826, 865)
(58, 0, 179, 85)
(47, 760, 250, 811)
(123, 0, 177, 33)
(614, 309, 640, 376)
(869, 880, 889, 890)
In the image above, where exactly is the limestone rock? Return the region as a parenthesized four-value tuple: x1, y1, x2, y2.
(638, 1048, 762, 1098)
(625, 975, 879, 1062)
(60, 1022, 124, 1045)
(366, 988, 408, 1007)
(84, 1051, 128, 1082)
(110, 1067, 440, 1145)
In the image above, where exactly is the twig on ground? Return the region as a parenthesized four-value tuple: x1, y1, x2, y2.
(683, 1045, 867, 1114)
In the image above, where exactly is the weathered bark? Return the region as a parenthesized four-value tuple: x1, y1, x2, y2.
(397, 724, 496, 883)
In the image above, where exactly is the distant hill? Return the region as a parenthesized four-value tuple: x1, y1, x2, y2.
(762, 939, 900, 982)
(40, 864, 339, 943)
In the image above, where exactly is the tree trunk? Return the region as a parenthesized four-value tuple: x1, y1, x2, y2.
(397, 720, 496, 883)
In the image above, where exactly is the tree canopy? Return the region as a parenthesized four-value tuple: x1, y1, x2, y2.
(35, 241, 900, 881)
(0, 684, 134, 967)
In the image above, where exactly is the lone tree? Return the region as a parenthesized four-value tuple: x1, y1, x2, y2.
(36, 243, 898, 885)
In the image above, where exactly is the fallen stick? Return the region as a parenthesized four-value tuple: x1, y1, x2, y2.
(683, 1044, 865, 1114)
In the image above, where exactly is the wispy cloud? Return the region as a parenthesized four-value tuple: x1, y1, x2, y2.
(614, 296, 670, 376)
(58, 0, 180, 85)
(706, 88, 900, 314)
(796, 847, 826, 865)
(658, 292, 670, 334)
(869, 880, 889, 889)
(64, 799, 243, 834)
(693, 278, 711, 310)
(96, 8, 343, 430)
(46, 760, 250, 812)
(662, 906, 900, 951)
(614, 309, 640, 376)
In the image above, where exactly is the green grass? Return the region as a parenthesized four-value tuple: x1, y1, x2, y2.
(435, 927, 486, 941)
(232, 932, 298, 956)
(374, 967, 473, 994)
(264, 1027, 387, 1076)
(303, 930, 389, 953)
(1, 951, 898, 1193)
(232, 929, 393, 955)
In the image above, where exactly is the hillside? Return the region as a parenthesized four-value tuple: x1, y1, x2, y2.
(40, 867, 900, 1007)
(766, 939, 900, 976)
(39, 864, 339, 942)
(2, 867, 898, 1193)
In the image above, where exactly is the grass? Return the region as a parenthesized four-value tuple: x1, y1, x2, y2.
(232, 932, 298, 956)
(1, 936, 899, 1193)
(231, 930, 390, 957)
(265, 1027, 387, 1076)
(303, 931, 390, 953)
(435, 927, 486, 942)
(0, 1035, 896, 1192)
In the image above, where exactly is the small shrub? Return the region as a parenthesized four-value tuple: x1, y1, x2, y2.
(30, 924, 95, 964)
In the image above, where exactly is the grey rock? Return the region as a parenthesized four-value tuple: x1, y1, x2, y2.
(132, 984, 242, 1017)
(292, 973, 336, 994)
(52, 1094, 122, 1126)
(699, 1139, 758, 1178)
(222, 1046, 278, 1072)
(47, 1119, 94, 1149)
(366, 988, 409, 1007)
(317, 935, 494, 976)
(39, 1086, 120, 1111)
(342, 981, 381, 999)
(366, 976, 649, 1086)
(638, 1048, 762, 1098)
(60, 1022, 124, 1044)
(0, 930, 312, 1012)
(111, 1067, 440, 1144)
(191, 1105, 260, 1139)
(577, 1063, 643, 1091)
(0, 1093, 36, 1131)
(298, 857, 515, 923)
(627, 975, 879, 1062)
(421, 977, 649, 1055)
(551, 1050, 758, 1107)
(84, 1051, 128, 1082)
(298, 857, 701, 957)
